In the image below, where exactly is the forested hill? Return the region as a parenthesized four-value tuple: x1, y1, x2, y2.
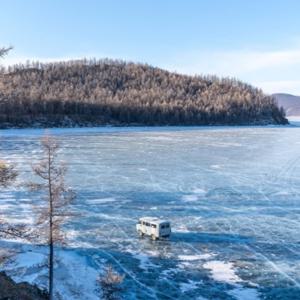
(0, 59, 287, 128)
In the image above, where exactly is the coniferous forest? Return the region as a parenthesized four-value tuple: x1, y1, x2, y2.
(0, 59, 287, 128)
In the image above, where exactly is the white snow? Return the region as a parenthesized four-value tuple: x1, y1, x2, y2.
(178, 254, 212, 261)
(53, 250, 99, 300)
(0, 125, 230, 137)
(175, 225, 190, 232)
(128, 250, 157, 271)
(210, 164, 222, 169)
(0, 247, 100, 300)
(203, 261, 242, 284)
(228, 286, 261, 300)
(192, 188, 206, 194)
(182, 194, 199, 202)
(180, 279, 200, 293)
(203, 261, 261, 299)
(86, 197, 117, 204)
(12, 252, 46, 270)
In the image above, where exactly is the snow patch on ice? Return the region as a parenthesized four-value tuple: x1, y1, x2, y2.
(178, 254, 212, 261)
(1, 249, 48, 286)
(54, 250, 99, 300)
(86, 197, 117, 204)
(128, 250, 157, 271)
(175, 225, 190, 232)
(271, 191, 290, 196)
(210, 164, 222, 169)
(1, 247, 100, 300)
(182, 194, 199, 202)
(12, 252, 46, 269)
(180, 279, 200, 293)
(192, 188, 206, 194)
(1, 216, 34, 225)
(228, 286, 261, 300)
(203, 261, 242, 284)
(161, 268, 179, 277)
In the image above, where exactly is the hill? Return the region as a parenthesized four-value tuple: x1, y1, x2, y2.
(273, 93, 300, 116)
(0, 59, 287, 128)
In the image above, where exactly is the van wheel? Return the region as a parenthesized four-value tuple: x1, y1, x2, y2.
(138, 231, 144, 237)
(151, 234, 157, 241)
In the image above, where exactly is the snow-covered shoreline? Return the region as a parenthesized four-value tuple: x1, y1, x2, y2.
(0, 123, 295, 137)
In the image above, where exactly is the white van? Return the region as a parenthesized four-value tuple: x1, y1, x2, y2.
(136, 217, 171, 240)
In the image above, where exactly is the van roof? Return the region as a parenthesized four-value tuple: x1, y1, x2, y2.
(139, 217, 170, 225)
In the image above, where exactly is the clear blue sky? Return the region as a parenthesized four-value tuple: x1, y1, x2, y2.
(1, 0, 300, 94)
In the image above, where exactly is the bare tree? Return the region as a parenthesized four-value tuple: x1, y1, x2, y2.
(29, 136, 75, 300)
(0, 46, 12, 58)
(0, 46, 27, 239)
(98, 265, 124, 300)
(0, 161, 25, 239)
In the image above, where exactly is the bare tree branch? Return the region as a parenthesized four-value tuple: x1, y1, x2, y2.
(0, 160, 30, 240)
(0, 46, 13, 58)
(0, 222, 29, 239)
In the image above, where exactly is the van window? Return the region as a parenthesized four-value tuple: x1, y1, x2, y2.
(165, 224, 169, 228)
(145, 222, 150, 227)
(151, 224, 157, 228)
(160, 225, 165, 229)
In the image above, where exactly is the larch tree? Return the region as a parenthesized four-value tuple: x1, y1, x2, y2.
(0, 46, 12, 58)
(0, 161, 23, 238)
(0, 45, 25, 238)
(29, 136, 75, 300)
(0, 46, 15, 187)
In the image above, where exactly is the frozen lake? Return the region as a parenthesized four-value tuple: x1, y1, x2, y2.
(1, 126, 300, 299)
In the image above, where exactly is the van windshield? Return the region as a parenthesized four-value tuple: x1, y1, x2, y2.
(161, 224, 169, 229)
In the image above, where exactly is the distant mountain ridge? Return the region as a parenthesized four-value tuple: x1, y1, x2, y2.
(273, 93, 300, 116)
(0, 59, 288, 128)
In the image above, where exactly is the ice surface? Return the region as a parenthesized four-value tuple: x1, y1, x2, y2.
(228, 286, 261, 300)
(1, 126, 300, 299)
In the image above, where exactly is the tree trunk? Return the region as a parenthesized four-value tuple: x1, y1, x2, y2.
(48, 150, 54, 300)
(49, 240, 53, 300)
